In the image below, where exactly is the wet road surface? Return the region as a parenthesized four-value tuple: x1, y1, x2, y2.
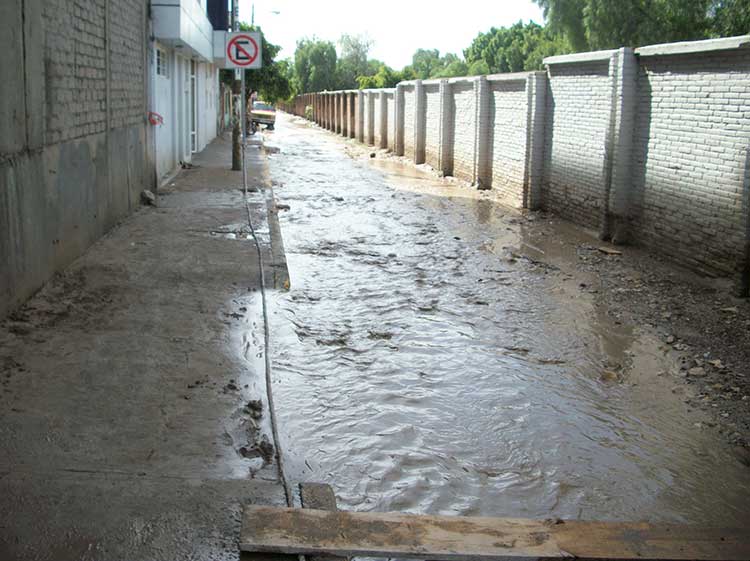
(264, 114, 750, 525)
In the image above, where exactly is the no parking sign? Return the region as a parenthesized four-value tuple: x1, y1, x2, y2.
(223, 32, 262, 69)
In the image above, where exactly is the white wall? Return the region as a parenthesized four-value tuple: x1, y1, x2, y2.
(153, 42, 220, 182)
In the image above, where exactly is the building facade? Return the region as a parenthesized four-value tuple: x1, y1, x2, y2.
(150, 0, 228, 181)
(1, 0, 232, 317)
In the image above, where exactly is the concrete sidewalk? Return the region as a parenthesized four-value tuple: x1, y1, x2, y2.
(0, 133, 289, 560)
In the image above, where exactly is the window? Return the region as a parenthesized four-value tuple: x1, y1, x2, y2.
(190, 60, 197, 152)
(156, 48, 169, 77)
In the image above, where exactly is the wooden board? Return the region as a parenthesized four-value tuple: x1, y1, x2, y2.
(240, 506, 750, 561)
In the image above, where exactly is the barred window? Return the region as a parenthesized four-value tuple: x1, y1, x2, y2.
(156, 48, 169, 77)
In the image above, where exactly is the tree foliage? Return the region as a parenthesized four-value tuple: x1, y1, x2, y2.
(336, 34, 374, 89)
(294, 38, 338, 93)
(356, 65, 417, 88)
(711, 0, 750, 36)
(290, 2, 750, 96)
(534, 0, 748, 51)
(464, 21, 568, 73)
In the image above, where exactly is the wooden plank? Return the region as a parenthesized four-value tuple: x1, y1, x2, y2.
(240, 506, 750, 561)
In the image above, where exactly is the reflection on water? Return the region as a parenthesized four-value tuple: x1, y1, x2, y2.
(266, 116, 750, 525)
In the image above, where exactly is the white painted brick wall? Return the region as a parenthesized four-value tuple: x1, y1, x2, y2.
(631, 50, 750, 275)
(451, 82, 476, 182)
(403, 85, 416, 160)
(305, 37, 750, 283)
(374, 92, 383, 146)
(544, 60, 612, 229)
(489, 79, 528, 206)
(424, 84, 441, 168)
(386, 93, 395, 152)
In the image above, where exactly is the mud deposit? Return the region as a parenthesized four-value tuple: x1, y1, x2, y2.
(265, 115, 750, 525)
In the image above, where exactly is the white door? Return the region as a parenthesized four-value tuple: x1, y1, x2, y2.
(153, 45, 174, 180)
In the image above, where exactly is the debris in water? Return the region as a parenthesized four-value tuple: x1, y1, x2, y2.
(597, 246, 622, 256)
(140, 190, 156, 206)
(245, 399, 263, 419)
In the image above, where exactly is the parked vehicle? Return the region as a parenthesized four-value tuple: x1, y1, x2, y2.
(250, 101, 276, 131)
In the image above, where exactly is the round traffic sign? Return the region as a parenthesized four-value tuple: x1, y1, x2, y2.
(227, 34, 259, 67)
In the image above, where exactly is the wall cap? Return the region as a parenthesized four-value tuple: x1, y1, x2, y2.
(544, 49, 617, 65)
(487, 71, 539, 82)
(635, 34, 750, 57)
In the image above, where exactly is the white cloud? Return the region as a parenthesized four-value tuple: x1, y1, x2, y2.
(239, 0, 545, 69)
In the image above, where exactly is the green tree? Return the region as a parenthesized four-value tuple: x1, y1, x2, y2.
(711, 0, 750, 36)
(464, 22, 567, 73)
(533, 0, 747, 50)
(336, 34, 374, 89)
(294, 38, 338, 93)
(432, 59, 469, 78)
(535, 0, 588, 51)
(356, 64, 417, 88)
(411, 49, 442, 78)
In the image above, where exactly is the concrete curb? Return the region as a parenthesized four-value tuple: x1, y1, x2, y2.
(254, 132, 290, 291)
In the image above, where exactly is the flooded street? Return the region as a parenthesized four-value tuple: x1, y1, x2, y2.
(264, 114, 750, 525)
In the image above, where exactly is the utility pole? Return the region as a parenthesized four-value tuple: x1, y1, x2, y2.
(231, 0, 241, 170)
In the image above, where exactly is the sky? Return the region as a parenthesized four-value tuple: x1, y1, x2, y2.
(238, 0, 545, 69)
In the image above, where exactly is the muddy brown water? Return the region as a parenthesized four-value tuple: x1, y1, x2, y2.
(262, 115, 750, 525)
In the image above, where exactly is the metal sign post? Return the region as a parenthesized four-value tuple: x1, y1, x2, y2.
(241, 70, 246, 141)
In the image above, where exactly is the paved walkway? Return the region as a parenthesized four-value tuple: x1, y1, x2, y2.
(0, 133, 288, 560)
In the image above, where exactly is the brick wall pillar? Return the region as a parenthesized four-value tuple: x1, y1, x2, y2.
(601, 47, 637, 243)
(327, 94, 332, 130)
(474, 76, 491, 189)
(740, 154, 750, 296)
(395, 83, 405, 156)
(345, 92, 351, 137)
(328, 93, 336, 133)
(324, 94, 330, 129)
(438, 79, 453, 176)
(366, 91, 375, 145)
(341, 93, 347, 136)
(356, 91, 364, 141)
(524, 72, 548, 210)
(333, 92, 343, 134)
(414, 80, 426, 164)
(379, 92, 388, 149)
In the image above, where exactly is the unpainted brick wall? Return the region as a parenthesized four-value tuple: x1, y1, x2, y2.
(44, 0, 108, 144)
(631, 50, 750, 275)
(109, 0, 145, 129)
(543, 61, 612, 229)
